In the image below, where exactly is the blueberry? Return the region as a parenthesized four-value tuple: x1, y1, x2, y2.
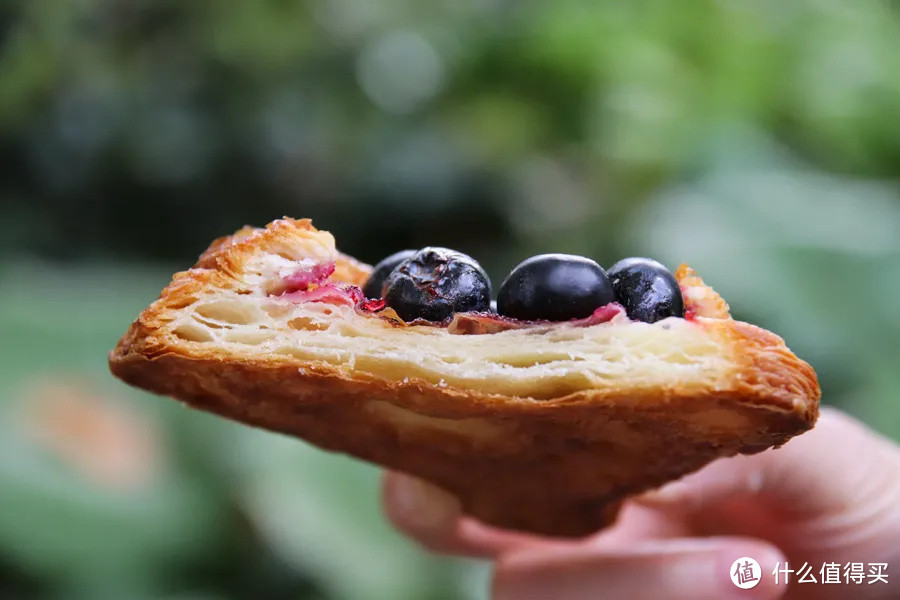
(362, 249, 417, 298)
(383, 247, 492, 322)
(497, 254, 615, 321)
(608, 257, 684, 323)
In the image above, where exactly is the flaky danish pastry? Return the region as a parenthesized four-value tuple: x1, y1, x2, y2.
(109, 218, 820, 537)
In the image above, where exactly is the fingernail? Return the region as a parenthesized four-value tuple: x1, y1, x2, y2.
(636, 476, 705, 510)
(639, 479, 693, 503)
(389, 473, 461, 532)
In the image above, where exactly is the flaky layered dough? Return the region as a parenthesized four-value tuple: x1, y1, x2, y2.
(110, 218, 820, 537)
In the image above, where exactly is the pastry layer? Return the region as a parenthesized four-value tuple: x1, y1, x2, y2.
(110, 218, 820, 536)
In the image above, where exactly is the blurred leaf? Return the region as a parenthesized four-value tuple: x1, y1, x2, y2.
(228, 432, 466, 600)
(630, 132, 900, 439)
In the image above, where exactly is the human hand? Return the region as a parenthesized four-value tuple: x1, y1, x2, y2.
(382, 408, 900, 599)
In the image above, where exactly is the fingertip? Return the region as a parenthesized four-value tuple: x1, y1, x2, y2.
(381, 471, 462, 541)
(382, 471, 564, 558)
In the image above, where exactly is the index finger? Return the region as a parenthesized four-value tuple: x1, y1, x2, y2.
(382, 471, 567, 557)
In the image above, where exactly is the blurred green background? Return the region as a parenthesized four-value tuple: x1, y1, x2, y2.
(2, 1, 900, 598)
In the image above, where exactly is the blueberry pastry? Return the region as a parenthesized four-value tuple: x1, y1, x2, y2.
(109, 218, 820, 537)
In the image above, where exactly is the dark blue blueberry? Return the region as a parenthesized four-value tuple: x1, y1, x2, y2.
(384, 247, 491, 322)
(608, 257, 684, 323)
(362, 249, 417, 298)
(497, 254, 615, 321)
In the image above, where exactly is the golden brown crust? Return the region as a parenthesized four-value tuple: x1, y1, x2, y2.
(196, 222, 371, 285)
(675, 263, 731, 319)
(109, 218, 820, 537)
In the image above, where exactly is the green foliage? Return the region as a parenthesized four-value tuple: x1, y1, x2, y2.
(1, 0, 899, 598)
(2, 0, 900, 261)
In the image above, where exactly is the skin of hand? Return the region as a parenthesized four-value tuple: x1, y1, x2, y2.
(382, 408, 900, 600)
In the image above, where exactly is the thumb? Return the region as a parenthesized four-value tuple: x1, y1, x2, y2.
(636, 407, 900, 569)
(639, 407, 900, 519)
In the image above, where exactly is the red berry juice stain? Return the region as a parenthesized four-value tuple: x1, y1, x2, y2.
(361, 298, 386, 312)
